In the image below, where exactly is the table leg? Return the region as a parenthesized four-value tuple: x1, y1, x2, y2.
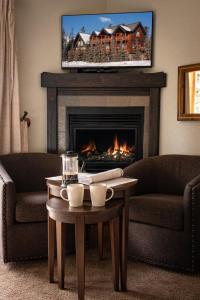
(48, 215, 56, 283)
(98, 222, 104, 260)
(75, 216, 85, 300)
(120, 189, 130, 291)
(109, 217, 120, 291)
(56, 221, 65, 289)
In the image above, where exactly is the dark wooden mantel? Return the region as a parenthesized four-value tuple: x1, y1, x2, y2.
(41, 71, 167, 154)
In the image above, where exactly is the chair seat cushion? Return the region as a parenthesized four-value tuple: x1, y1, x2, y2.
(16, 192, 47, 223)
(129, 193, 183, 231)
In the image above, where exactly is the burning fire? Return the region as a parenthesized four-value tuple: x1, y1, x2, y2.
(81, 140, 96, 154)
(81, 135, 134, 160)
(107, 135, 134, 157)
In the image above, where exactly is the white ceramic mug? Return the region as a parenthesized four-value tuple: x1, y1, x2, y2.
(60, 183, 84, 207)
(90, 183, 114, 207)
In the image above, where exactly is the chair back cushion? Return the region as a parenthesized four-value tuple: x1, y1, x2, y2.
(154, 155, 200, 195)
(0, 153, 61, 192)
(124, 155, 200, 195)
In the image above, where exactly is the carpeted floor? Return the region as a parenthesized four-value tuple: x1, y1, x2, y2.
(0, 251, 200, 300)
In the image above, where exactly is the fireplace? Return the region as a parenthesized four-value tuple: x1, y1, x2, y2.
(41, 71, 167, 165)
(67, 107, 144, 171)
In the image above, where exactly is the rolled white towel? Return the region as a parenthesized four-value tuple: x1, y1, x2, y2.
(78, 168, 124, 185)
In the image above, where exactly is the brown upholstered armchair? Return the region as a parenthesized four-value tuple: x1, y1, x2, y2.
(0, 153, 74, 262)
(124, 155, 200, 272)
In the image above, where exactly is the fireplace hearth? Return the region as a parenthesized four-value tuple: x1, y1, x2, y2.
(68, 107, 144, 172)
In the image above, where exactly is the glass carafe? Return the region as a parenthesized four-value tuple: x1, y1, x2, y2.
(61, 151, 78, 187)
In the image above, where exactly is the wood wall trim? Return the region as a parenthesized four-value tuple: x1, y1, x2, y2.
(41, 72, 166, 89)
(47, 88, 58, 153)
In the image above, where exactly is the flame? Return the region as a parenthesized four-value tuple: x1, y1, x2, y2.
(121, 141, 128, 153)
(81, 140, 96, 154)
(114, 135, 119, 151)
(81, 135, 134, 159)
(108, 135, 133, 156)
(107, 146, 113, 155)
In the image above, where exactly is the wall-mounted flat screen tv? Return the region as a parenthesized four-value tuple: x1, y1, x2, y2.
(61, 11, 153, 69)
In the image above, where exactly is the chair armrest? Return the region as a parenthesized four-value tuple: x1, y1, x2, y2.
(0, 163, 16, 226)
(123, 157, 156, 195)
(183, 174, 200, 270)
(183, 174, 200, 232)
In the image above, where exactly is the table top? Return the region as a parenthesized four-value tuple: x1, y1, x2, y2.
(47, 178, 137, 192)
(47, 177, 137, 202)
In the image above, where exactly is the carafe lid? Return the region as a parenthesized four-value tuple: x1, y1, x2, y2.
(61, 151, 78, 157)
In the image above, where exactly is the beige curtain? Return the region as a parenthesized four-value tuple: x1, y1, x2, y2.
(0, 0, 22, 154)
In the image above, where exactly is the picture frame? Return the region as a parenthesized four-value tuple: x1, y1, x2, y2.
(61, 11, 153, 69)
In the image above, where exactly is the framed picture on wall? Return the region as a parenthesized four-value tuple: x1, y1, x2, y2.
(61, 11, 153, 69)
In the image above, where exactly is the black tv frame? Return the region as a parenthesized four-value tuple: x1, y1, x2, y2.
(61, 11, 154, 71)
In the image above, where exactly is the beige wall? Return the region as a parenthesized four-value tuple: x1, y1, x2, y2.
(16, 0, 200, 154)
(15, 0, 106, 152)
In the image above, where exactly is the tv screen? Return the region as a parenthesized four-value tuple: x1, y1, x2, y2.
(61, 11, 153, 69)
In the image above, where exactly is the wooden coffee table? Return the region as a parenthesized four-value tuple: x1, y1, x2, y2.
(46, 179, 137, 300)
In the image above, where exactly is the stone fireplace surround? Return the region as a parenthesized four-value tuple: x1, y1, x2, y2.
(41, 72, 167, 157)
(58, 95, 147, 156)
